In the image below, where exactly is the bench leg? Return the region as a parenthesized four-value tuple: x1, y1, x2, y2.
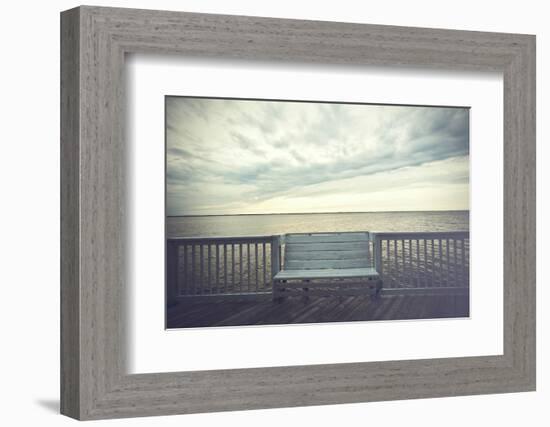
(272, 280, 278, 301)
(273, 280, 287, 303)
(367, 277, 383, 300)
(301, 279, 310, 302)
(373, 279, 383, 299)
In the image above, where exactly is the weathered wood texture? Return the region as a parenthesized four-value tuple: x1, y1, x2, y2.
(167, 294, 470, 328)
(274, 232, 380, 298)
(60, 7, 80, 419)
(374, 231, 469, 289)
(61, 5, 535, 420)
(283, 232, 372, 269)
(275, 267, 380, 280)
(167, 236, 275, 299)
(167, 232, 468, 298)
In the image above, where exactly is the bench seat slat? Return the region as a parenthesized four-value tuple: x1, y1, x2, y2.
(285, 249, 367, 260)
(285, 232, 370, 244)
(274, 267, 379, 281)
(287, 242, 369, 252)
(285, 259, 369, 270)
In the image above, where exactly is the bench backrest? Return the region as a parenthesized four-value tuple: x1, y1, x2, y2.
(283, 232, 371, 271)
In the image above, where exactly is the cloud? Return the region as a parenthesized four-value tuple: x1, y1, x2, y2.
(166, 97, 469, 215)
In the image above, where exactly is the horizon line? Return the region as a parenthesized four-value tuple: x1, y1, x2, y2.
(167, 209, 470, 218)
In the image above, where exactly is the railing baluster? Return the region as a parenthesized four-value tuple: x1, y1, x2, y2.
(393, 239, 398, 288)
(445, 238, 450, 287)
(247, 243, 251, 291)
(208, 243, 212, 293)
(224, 244, 227, 293)
(176, 244, 181, 297)
(404, 239, 408, 287)
(400, 239, 407, 286)
(231, 244, 235, 292)
(433, 239, 438, 287)
(212, 244, 216, 292)
(442, 239, 445, 286)
(423, 239, 430, 287)
(432, 239, 436, 287)
(415, 239, 420, 287)
(405, 239, 409, 287)
(216, 244, 220, 294)
(382, 239, 384, 277)
(199, 244, 204, 294)
(410, 239, 414, 287)
(408, 239, 412, 287)
(262, 242, 267, 290)
(255, 243, 259, 292)
(453, 239, 459, 286)
(385, 239, 389, 281)
(398, 239, 401, 287)
(461, 239, 469, 284)
(180, 244, 186, 296)
(239, 244, 243, 292)
(191, 244, 196, 295)
(437, 239, 443, 286)
(403, 239, 407, 287)
(209, 244, 212, 293)
(178, 245, 187, 295)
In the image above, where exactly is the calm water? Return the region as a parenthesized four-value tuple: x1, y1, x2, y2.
(167, 211, 469, 238)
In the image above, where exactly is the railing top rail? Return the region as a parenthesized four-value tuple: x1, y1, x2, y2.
(373, 231, 469, 240)
(167, 231, 469, 245)
(283, 231, 370, 236)
(167, 235, 277, 244)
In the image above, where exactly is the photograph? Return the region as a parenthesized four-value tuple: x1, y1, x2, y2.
(165, 96, 470, 329)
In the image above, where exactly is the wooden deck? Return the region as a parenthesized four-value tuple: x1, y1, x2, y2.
(167, 293, 469, 329)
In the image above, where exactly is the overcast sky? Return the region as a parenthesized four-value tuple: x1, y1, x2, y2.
(166, 97, 469, 216)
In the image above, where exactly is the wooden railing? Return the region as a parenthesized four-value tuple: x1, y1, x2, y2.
(167, 231, 469, 301)
(167, 235, 280, 301)
(373, 231, 469, 293)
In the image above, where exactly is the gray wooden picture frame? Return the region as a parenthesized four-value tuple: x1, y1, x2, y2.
(60, 5, 536, 420)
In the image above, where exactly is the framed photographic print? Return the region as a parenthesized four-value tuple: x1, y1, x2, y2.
(164, 96, 471, 329)
(61, 5, 535, 420)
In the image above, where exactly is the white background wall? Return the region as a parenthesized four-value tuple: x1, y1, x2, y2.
(0, 0, 546, 425)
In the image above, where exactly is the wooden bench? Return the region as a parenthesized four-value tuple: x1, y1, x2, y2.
(272, 232, 382, 301)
